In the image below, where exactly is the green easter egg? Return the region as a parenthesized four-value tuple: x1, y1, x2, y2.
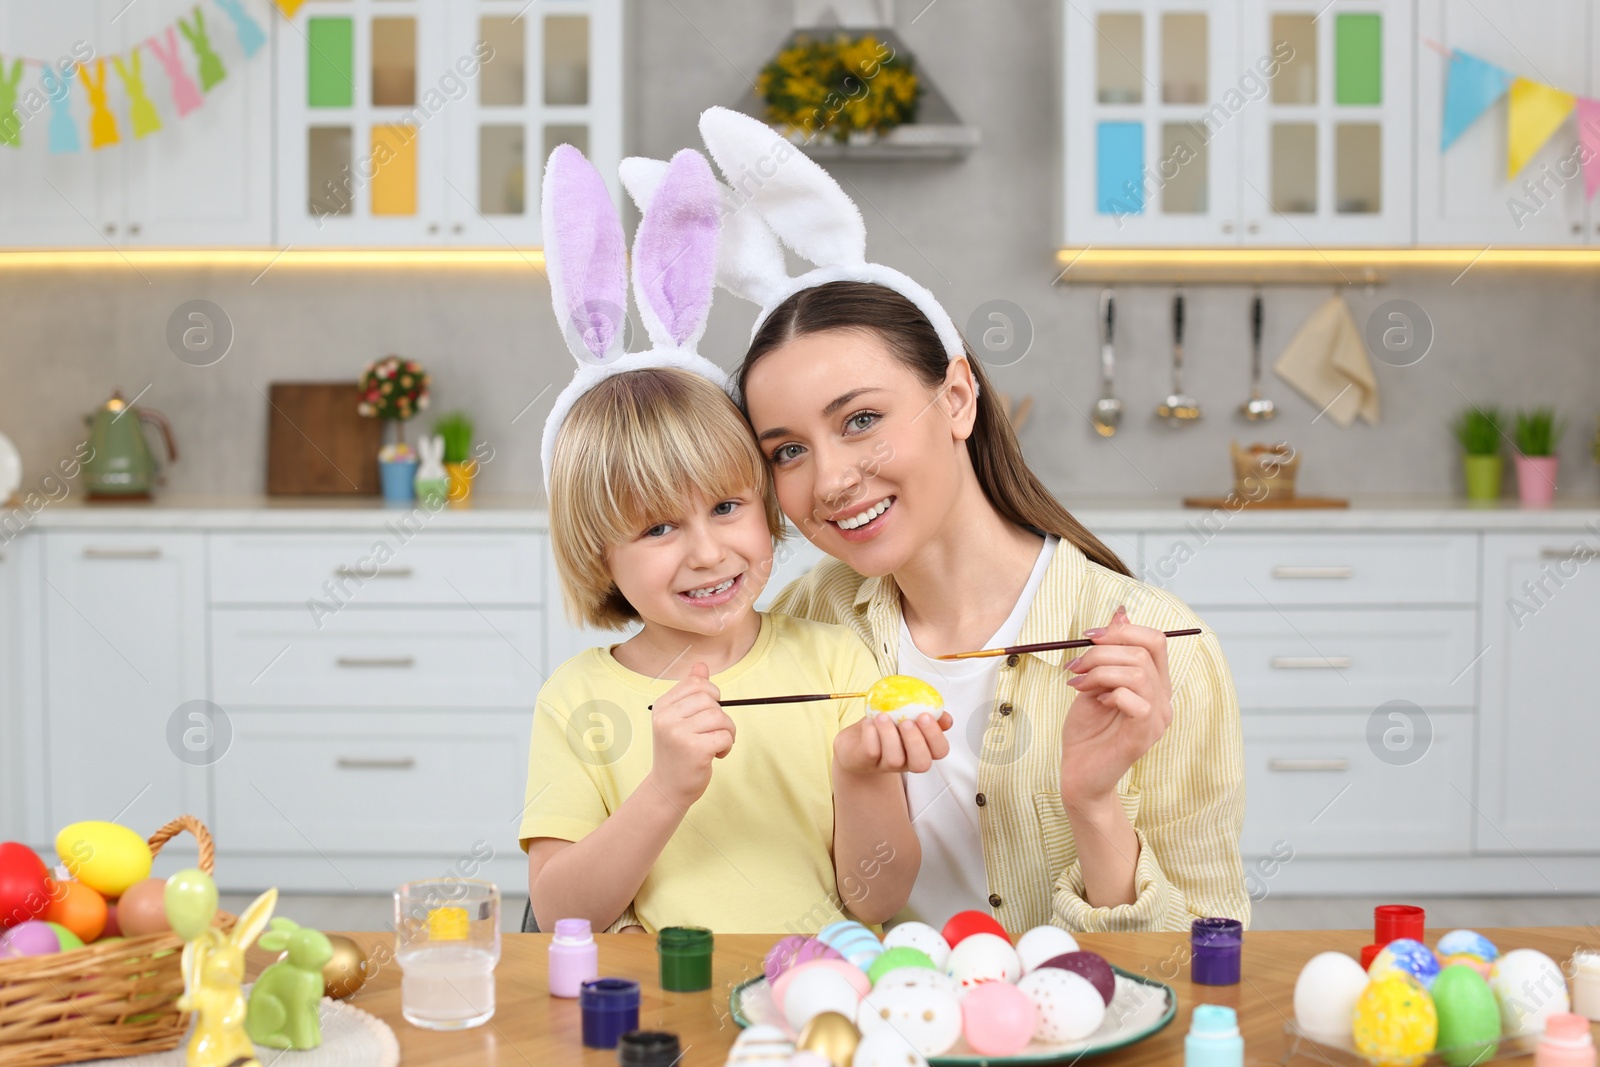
(44, 921, 84, 951)
(1433, 965, 1502, 1067)
(867, 945, 937, 985)
(163, 868, 217, 940)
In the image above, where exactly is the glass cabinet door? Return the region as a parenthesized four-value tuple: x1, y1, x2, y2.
(1238, 0, 1413, 245)
(1064, 0, 1241, 246)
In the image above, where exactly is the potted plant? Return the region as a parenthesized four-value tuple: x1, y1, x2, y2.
(757, 32, 921, 145)
(1513, 407, 1564, 508)
(358, 355, 430, 503)
(1451, 405, 1504, 503)
(434, 412, 477, 505)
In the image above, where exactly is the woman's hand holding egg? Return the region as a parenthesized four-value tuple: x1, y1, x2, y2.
(1059, 606, 1175, 807)
(646, 662, 738, 808)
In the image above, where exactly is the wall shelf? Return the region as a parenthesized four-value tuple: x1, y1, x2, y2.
(1051, 246, 1600, 286)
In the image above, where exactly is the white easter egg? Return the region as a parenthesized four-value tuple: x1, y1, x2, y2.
(946, 931, 1021, 991)
(1293, 952, 1370, 1043)
(783, 968, 864, 1033)
(869, 966, 962, 1000)
(1014, 925, 1081, 974)
(727, 1023, 795, 1065)
(881, 921, 952, 970)
(1489, 948, 1570, 1035)
(852, 1028, 932, 1067)
(857, 982, 962, 1056)
(1017, 967, 1106, 1043)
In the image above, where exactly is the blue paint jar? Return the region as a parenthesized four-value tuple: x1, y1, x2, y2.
(1185, 1004, 1244, 1067)
(579, 977, 640, 1049)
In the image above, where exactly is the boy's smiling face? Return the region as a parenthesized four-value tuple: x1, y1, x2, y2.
(605, 486, 774, 636)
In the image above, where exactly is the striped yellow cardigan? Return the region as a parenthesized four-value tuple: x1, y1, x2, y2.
(770, 537, 1250, 934)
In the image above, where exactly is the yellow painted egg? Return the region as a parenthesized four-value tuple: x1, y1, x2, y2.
(54, 822, 152, 899)
(1353, 973, 1439, 1067)
(864, 676, 944, 723)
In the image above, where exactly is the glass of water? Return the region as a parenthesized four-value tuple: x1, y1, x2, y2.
(394, 878, 501, 1030)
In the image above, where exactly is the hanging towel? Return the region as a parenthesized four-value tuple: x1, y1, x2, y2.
(1272, 293, 1380, 427)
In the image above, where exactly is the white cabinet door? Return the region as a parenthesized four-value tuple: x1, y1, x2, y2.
(0, 535, 23, 841)
(1063, 0, 1242, 246)
(41, 532, 208, 835)
(1477, 532, 1600, 852)
(1416, 0, 1590, 245)
(1237, 0, 1413, 245)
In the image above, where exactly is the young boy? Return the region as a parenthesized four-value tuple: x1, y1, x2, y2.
(520, 367, 950, 934)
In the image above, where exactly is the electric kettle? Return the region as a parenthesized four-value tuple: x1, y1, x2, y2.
(81, 390, 178, 499)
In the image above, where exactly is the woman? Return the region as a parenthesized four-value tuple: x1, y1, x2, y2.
(689, 107, 1248, 934)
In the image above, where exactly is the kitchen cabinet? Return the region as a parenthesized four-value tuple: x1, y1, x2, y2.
(40, 532, 209, 842)
(0, 535, 23, 841)
(274, 0, 622, 245)
(0, 0, 272, 247)
(1477, 531, 1600, 853)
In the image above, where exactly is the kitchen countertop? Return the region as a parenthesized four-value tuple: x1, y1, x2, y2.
(8, 493, 1600, 531)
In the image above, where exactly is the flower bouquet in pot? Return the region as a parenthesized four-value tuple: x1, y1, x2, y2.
(1513, 407, 1564, 508)
(1451, 405, 1504, 504)
(358, 355, 430, 503)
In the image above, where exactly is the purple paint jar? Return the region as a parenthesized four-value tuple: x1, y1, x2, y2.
(579, 978, 640, 1049)
(1191, 917, 1242, 986)
(548, 918, 599, 998)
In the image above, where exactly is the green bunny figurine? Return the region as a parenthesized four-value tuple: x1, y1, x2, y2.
(246, 917, 334, 1049)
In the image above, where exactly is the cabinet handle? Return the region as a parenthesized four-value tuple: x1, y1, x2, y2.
(82, 546, 163, 560)
(1573, 223, 1584, 236)
(104, 223, 117, 235)
(336, 564, 414, 579)
(1221, 220, 1235, 234)
(1540, 546, 1592, 560)
(1270, 565, 1353, 579)
(452, 223, 464, 234)
(336, 757, 416, 770)
(128, 223, 142, 236)
(1268, 758, 1349, 772)
(428, 223, 440, 235)
(335, 656, 416, 668)
(1247, 221, 1260, 234)
(1270, 655, 1353, 669)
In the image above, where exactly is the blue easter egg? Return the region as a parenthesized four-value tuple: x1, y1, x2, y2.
(817, 919, 885, 971)
(1371, 938, 1443, 989)
(1436, 929, 1499, 963)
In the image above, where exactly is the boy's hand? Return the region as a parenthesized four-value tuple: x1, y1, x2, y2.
(645, 662, 737, 808)
(834, 711, 952, 777)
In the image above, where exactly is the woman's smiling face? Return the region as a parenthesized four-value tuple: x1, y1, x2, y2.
(744, 327, 977, 577)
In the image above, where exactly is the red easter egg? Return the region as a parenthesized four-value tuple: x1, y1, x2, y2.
(103, 902, 122, 938)
(942, 910, 1009, 949)
(0, 842, 51, 930)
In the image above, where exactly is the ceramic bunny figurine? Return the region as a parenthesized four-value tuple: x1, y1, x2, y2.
(176, 886, 277, 1067)
(246, 917, 333, 1049)
(414, 434, 448, 508)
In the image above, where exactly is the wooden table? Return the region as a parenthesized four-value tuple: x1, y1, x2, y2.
(254, 927, 1600, 1066)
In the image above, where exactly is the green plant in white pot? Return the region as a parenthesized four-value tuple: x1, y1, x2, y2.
(1513, 407, 1564, 508)
(1451, 406, 1503, 504)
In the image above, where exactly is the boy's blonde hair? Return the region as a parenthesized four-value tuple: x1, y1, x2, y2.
(549, 367, 785, 630)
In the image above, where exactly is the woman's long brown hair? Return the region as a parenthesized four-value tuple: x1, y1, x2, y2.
(739, 280, 1132, 578)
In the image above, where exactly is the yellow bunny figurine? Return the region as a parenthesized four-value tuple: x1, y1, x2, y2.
(174, 885, 278, 1067)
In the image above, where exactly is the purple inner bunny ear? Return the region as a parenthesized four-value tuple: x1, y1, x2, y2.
(544, 144, 627, 362)
(634, 149, 720, 348)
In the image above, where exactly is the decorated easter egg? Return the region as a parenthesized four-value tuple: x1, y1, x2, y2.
(1431, 965, 1503, 1067)
(866, 946, 936, 986)
(1014, 925, 1080, 974)
(869, 966, 962, 1000)
(44, 921, 84, 951)
(1017, 966, 1106, 1043)
(726, 1024, 795, 1065)
(0, 919, 60, 958)
(864, 676, 944, 723)
(775, 959, 872, 1013)
(946, 931, 1021, 990)
(796, 1011, 860, 1067)
(851, 1029, 931, 1067)
(783, 967, 865, 1033)
(0, 842, 50, 929)
(790, 1054, 832, 1067)
(1436, 929, 1498, 965)
(43, 880, 107, 944)
(1489, 948, 1570, 1036)
(858, 980, 962, 1056)
(766, 935, 810, 981)
(1038, 951, 1116, 1007)
(881, 921, 951, 970)
(1370, 938, 1442, 989)
(1293, 951, 1371, 1043)
(1439, 953, 1492, 979)
(55, 821, 152, 899)
(1352, 973, 1438, 1067)
(962, 980, 1038, 1056)
(940, 910, 1008, 949)
(114, 878, 171, 937)
(818, 920, 885, 971)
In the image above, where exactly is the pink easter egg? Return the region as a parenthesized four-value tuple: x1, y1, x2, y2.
(962, 980, 1038, 1056)
(771, 958, 871, 1013)
(764, 935, 809, 981)
(0, 920, 60, 958)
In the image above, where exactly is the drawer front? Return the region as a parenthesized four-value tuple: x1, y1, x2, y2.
(1211, 608, 1479, 709)
(1145, 532, 1477, 606)
(214, 711, 530, 855)
(209, 533, 545, 606)
(1242, 712, 1474, 857)
(213, 608, 544, 707)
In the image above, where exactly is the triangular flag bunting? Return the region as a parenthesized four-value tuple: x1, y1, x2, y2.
(1579, 98, 1600, 200)
(273, 0, 308, 17)
(1442, 50, 1513, 151)
(40, 67, 78, 153)
(1508, 77, 1575, 178)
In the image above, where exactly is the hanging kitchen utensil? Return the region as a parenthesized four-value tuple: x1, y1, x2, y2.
(1157, 289, 1201, 426)
(1091, 289, 1122, 437)
(81, 390, 178, 499)
(1240, 291, 1277, 421)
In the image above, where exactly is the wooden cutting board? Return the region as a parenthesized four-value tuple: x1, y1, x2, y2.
(1182, 495, 1349, 509)
(266, 382, 382, 496)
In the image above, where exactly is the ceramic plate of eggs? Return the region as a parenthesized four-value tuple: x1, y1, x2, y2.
(1288, 930, 1575, 1065)
(727, 912, 1175, 1066)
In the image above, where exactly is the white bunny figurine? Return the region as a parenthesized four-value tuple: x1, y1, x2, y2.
(414, 434, 448, 508)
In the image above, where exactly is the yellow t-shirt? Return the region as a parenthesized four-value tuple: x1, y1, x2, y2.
(518, 612, 880, 934)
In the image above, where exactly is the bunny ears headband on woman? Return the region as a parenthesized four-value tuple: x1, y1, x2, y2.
(538, 144, 732, 492)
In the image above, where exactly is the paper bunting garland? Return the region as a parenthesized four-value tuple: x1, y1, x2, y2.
(80, 60, 121, 149)
(0, 59, 21, 147)
(147, 26, 205, 118)
(1507, 77, 1574, 179)
(1580, 98, 1600, 200)
(1441, 50, 1512, 152)
(40, 67, 78, 153)
(215, 0, 267, 58)
(273, 0, 308, 17)
(177, 7, 228, 92)
(114, 51, 164, 139)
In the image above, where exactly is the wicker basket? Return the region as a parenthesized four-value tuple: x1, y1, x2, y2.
(0, 815, 237, 1067)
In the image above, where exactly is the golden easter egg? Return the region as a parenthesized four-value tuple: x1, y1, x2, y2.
(322, 934, 370, 999)
(795, 1009, 861, 1067)
(864, 675, 944, 723)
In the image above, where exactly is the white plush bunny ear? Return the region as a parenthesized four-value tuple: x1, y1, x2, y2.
(699, 106, 867, 270)
(541, 143, 627, 365)
(626, 149, 720, 351)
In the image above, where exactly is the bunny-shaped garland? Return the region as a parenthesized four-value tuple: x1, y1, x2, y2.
(539, 143, 730, 491)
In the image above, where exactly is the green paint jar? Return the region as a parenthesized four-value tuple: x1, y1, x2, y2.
(656, 926, 713, 992)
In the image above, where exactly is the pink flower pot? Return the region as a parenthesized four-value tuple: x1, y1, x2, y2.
(1514, 454, 1559, 508)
